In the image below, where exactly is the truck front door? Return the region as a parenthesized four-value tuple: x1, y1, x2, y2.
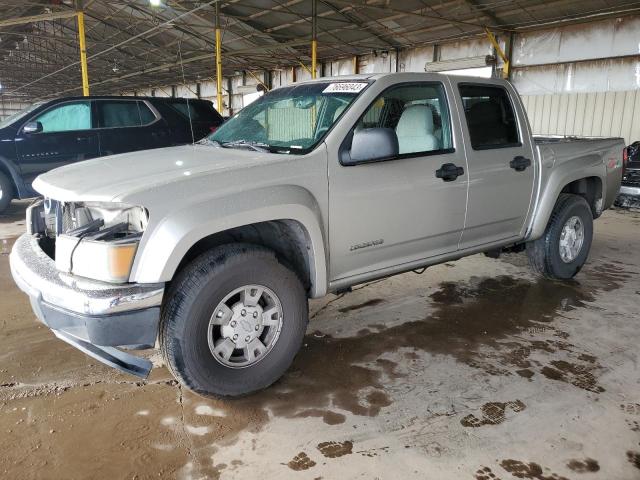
(452, 81, 536, 249)
(328, 81, 468, 282)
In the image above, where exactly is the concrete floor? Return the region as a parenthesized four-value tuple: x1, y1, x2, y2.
(1, 202, 640, 480)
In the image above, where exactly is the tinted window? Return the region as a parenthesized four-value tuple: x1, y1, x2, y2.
(356, 83, 452, 155)
(139, 102, 156, 124)
(97, 100, 155, 128)
(459, 85, 519, 150)
(168, 100, 221, 122)
(32, 101, 92, 133)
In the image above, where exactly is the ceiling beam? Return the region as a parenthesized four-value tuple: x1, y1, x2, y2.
(0, 10, 78, 28)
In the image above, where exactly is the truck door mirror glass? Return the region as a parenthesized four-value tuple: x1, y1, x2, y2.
(23, 121, 43, 134)
(343, 128, 399, 166)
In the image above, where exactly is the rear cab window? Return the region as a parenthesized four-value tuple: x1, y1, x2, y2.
(458, 84, 520, 150)
(96, 100, 157, 128)
(355, 82, 453, 157)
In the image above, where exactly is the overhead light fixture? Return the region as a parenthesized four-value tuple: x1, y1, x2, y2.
(149, 0, 163, 6)
(424, 55, 495, 72)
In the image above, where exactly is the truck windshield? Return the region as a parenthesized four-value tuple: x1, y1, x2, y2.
(208, 81, 369, 154)
(0, 102, 43, 129)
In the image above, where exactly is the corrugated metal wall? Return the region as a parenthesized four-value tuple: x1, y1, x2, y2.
(0, 97, 31, 120)
(521, 89, 640, 144)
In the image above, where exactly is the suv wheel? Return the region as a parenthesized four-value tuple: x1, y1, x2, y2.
(160, 243, 308, 397)
(526, 193, 593, 279)
(0, 172, 14, 213)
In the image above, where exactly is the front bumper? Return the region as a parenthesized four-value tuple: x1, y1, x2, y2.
(9, 233, 165, 378)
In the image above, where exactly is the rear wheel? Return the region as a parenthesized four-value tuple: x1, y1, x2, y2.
(0, 172, 13, 213)
(160, 243, 308, 397)
(526, 193, 593, 279)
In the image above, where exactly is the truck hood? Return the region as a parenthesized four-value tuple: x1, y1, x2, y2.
(33, 144, 281, 202)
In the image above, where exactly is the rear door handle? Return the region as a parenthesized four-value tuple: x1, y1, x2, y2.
(510, 156, 531, 172)
(435, 163, 464, 182)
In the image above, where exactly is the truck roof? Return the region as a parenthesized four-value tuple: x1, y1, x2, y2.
(296, 71, 510, 86)
(42, 95, 212, 104)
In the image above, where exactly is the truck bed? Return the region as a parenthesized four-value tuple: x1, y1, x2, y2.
(534, 135, 625, 212)
(533, 135, 624, 145)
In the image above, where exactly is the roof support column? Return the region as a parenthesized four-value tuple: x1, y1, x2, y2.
(311, 0, 317, 79)
(485, 28, 510, 80)
(76, 1, 89, 96)
(215, 1, 224, 112)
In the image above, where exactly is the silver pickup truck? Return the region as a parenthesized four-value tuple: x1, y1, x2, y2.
(10, 73, 624, 397)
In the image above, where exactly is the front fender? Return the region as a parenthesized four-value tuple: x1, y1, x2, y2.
(130, 185, 328, 297)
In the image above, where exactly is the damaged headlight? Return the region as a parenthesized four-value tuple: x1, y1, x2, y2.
(52, 201, 148, 283)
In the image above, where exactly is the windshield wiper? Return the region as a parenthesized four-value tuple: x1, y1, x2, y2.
(196, 138, 223, 147)
(220, 140, 271, 152)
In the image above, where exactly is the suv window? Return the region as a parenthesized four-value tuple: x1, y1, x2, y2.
(459, 85, 519, 150)
(356, 83, 452, 155)
(167, 100, 221, 122)
(97, 100, 156, 128)
(32, 101, 92, 133)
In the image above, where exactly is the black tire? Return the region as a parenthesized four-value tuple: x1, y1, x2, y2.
(160, 243, 308, 397)
(0, 172, 14, 213)
(526, 193, 593, 279)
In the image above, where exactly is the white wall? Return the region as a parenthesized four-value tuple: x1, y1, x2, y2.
(522, 90, 640, 145)
(0, 96, 31, 120)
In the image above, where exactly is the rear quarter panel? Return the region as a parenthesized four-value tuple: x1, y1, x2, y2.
(528, 137, 624, 239)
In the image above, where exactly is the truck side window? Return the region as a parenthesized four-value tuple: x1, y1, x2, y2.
(31, 101, 92, 133)
(97, 100, 156, 128)
(355, 83, 452, 156)
(459, 85, 520, 150)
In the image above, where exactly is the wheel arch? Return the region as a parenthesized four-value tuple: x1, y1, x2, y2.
(0, 156, 23, 200)
(528, 166, 605, 241)
(173, 219, 317, 295)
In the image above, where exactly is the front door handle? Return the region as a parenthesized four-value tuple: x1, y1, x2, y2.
(510, 156, 531, 172)
(436, 163, 464, 182)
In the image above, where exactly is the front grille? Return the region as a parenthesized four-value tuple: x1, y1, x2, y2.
(622, 169, 640, 188)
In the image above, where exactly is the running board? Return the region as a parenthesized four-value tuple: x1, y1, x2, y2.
(53, 330, 152, 379)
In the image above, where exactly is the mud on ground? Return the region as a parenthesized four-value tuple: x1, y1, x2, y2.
(1, 205, 640, 479)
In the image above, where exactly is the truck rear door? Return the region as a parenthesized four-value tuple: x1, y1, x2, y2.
(451, 80, 536, 249)
(95, 99, 159, 155)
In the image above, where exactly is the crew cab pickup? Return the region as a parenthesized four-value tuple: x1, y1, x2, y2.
(10, 73, 624, 397)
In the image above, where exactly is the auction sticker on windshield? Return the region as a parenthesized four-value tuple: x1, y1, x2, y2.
(323, 82, 368, 94)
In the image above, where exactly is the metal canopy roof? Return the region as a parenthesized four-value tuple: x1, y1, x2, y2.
(0, 0, 637, 100)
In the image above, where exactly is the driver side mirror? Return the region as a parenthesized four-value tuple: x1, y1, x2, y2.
(23, 121, 43, 134)
(341, 128, 399, 166)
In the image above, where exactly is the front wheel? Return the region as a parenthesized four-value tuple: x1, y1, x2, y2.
(526, 193, 593, 279)
(160, 243, 308, 397)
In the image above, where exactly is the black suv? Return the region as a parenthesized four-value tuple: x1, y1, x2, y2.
(0, 96, 224, 212)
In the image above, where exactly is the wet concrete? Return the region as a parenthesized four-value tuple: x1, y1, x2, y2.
(1, 204, 640, 479)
